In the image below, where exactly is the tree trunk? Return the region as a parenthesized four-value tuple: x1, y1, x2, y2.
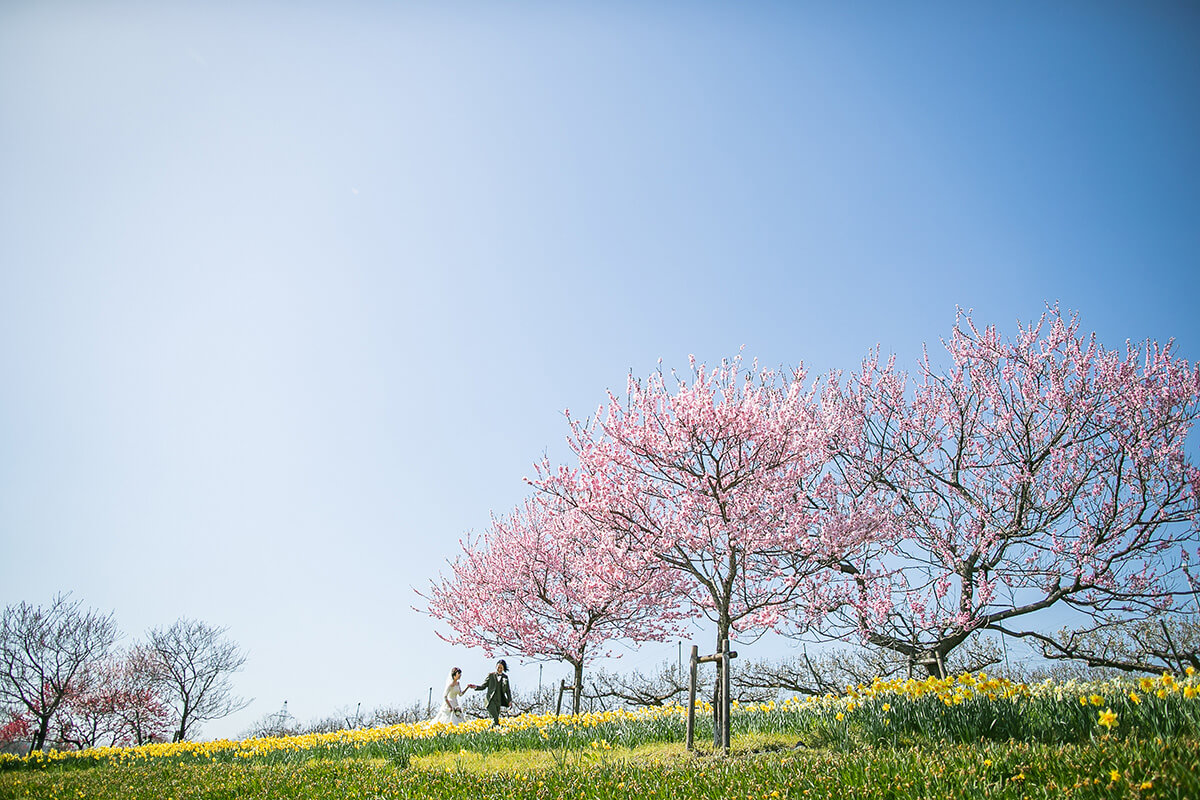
(572, 660, 584, 715)
(31, 716, 49, 752)
(919, 648, 948, 678)
(711, 614, 731, 733)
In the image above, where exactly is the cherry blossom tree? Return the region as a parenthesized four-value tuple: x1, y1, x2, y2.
(422, 497, 683, 713)
(0, 712, 31, 753)
(107, 654, 174, 746)
(47, 668, 124, 750)
(49, 655, 173, 749)
(533, 355, 884, 657)
(823, 307, 1200, 675)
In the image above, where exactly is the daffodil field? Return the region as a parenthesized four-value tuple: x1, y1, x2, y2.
(3, 671, 1199, 799)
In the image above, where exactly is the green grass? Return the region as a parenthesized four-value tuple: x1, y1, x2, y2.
(3, 673, 1199, 798)
(1, 737, 1196, 799)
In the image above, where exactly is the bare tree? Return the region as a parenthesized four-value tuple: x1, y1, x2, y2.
(1006, 659, 1115, 683)
(138, 618, 249, 742)
(587, 658, 779, 709)
(0, 594, 117, 752)
(591, 661, 690, 708)
(364, 700, 426, 727)
(1002, 612, 1200, 675)
(736, 638, 1004, 698)
(503, 683, 557, 716)
(242, 702, 299, 739)
(735, 650, 878, 697)
(296, 714, 346, 735)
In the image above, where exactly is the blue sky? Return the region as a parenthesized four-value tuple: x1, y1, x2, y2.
(2, 1, 1198, 738)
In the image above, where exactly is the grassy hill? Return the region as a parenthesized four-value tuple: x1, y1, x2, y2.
(3, 672, 1198, 799)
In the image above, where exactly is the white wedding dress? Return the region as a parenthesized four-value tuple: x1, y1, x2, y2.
(433, 678, 466, 724)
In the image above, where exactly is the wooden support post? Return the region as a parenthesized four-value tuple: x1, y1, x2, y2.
(686, 645, 698, 752)
(721, 638, 732, 753)
(686, 641, 738, 754)
(713, 654, 722, 750)
(556, 679, 581, 716)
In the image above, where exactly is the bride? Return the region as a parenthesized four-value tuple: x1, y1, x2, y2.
(433, 667, 466, 725)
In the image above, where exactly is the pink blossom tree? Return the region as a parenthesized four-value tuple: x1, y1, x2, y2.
(421, 497, 684, 713)
(533, 355, 884, 657)
(0, 712, 31, 753)
(824, 307, 1200, 675)
(49, 655, 173, 749)
(107, 655, 174, 746)
(47, 669, 125, 750)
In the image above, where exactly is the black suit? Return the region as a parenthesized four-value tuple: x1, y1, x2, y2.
(476, 671, 511, 724)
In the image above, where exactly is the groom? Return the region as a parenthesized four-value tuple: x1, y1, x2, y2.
(468, 660, 512, 725)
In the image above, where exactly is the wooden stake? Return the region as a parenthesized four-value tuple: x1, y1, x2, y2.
(686, 645, 698, 751)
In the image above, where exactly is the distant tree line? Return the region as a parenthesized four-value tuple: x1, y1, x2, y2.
(0, 593, 248, 754)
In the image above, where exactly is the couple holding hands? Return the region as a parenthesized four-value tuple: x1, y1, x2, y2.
(434, 660, 512, 726)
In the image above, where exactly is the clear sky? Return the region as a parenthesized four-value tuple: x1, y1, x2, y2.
(2, 1, 1198, 739)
